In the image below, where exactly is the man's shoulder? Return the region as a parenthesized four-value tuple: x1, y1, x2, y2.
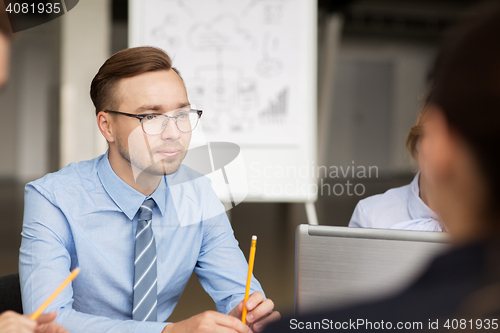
(27, 155, 104, 195)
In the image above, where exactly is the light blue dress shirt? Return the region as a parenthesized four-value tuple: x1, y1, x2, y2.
(19, 152, 263, 333)
(348, 172, 442, 231)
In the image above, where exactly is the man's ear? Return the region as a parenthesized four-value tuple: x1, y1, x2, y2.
(97, 111, 115, 143)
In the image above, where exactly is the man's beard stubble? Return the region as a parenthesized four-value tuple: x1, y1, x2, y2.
(116, 137, 187, 189)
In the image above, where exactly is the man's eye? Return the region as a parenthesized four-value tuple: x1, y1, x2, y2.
(144, 114, 156, 121)
(177, 113, 188, 119)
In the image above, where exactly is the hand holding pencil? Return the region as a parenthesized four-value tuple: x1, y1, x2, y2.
(242, 236, 258, 325)
(30, 268, 81, 321)
(166, 235, 280, 333)
(0, 311, 68, 333)
(228, 235, 281, 332)
(6, 268, 80, 333)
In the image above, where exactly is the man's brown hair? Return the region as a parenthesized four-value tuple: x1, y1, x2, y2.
(90, 46, 181, 115)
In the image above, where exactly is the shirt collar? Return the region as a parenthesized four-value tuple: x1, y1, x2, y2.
(97, 151, 168, 220)
(408, 171, 439, 221)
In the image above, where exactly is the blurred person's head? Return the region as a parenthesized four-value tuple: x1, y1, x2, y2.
(405, 103, 442, 216)
(0, 5, 12, 90)
(421, 2, 500, 243)
(406, 105, 433, 177)
(91, 47, 193, 192)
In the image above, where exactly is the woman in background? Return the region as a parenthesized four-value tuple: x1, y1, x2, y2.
(348, 103, 443, 231)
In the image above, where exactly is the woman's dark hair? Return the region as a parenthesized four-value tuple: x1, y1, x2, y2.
(428, 1, 500, 222)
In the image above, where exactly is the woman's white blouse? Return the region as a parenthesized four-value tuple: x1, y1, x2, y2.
(348, 172, 442, 231)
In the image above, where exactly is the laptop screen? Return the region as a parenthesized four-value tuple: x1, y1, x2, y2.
(295, 224, 449, 315)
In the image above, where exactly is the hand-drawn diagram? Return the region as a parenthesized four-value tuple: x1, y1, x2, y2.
(142, 0, 298, 145)
(242, 0, 288, 24)
(187, 13, 256, 52)
(161, 0, 196, 17)
(256, 34, 283, 78)
(183, 12, 264, 134)
(135, 0, 316, 202)
(150, 14, 182, 51)
(262, 3, 285, 25)
(259, 87, 288, 124)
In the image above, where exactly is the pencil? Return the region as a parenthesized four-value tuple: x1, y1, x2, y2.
(30, 267, 81, 320)
(241, 235, 257, 324)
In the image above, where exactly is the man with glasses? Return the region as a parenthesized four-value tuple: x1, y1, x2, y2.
(19, 46, 279, 333)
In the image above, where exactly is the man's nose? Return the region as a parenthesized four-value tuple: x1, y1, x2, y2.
(160, 117, 181, 140)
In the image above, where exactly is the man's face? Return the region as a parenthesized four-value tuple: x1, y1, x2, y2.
(109, 69, 192, 179)
(0, 33, 10, 90)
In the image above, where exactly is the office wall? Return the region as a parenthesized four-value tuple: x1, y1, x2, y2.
(325, 38, 434, 176)
(0, 20, 60, 183)
(0, 0, 111, 180)
(0, 0, 111, 273)
(60, 0, 110, 167)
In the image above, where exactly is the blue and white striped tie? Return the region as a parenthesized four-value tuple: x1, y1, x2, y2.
(133, 198, 157, 321)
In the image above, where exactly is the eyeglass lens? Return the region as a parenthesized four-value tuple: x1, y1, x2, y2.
(141, 112, 199, 135)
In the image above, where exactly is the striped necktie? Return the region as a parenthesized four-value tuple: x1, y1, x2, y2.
(132, 198, 158, 321)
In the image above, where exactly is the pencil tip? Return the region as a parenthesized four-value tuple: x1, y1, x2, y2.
(252, 235, 257, 240)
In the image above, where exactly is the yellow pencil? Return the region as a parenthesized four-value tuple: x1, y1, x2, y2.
(30, 267, 81, 320)
(241, 235, 257, 324)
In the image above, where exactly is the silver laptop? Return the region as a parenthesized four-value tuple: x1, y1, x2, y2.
(295, 224, 449, 315)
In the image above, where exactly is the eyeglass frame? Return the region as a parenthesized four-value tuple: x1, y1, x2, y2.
(103, 109, 203, 135)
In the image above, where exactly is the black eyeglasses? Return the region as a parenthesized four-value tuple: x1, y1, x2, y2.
(104, 108, 202, 135)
